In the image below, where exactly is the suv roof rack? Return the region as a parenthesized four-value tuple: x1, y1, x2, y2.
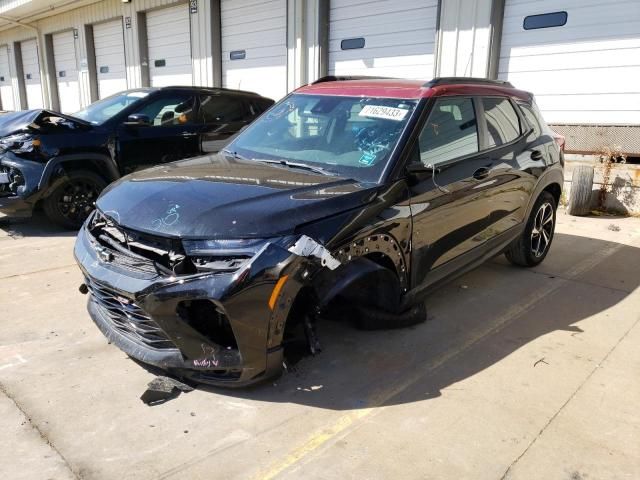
(312, 75, 393, 84)
(424, 77, 514, 88)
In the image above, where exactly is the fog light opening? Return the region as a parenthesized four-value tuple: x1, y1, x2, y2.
(177, 300, 238, 350)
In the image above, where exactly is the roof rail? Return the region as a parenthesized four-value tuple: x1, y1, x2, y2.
(312, 75, 394, 84)
(424, 77, 514, 88)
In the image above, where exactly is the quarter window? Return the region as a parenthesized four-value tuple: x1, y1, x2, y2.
(518, 104, 541, 137)
(482, 98, 521, 147)
(198, 95, 247, 123)
(418, 97, 479, 166)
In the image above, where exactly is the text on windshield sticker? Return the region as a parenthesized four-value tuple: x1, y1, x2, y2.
(359, 105, 409, 121)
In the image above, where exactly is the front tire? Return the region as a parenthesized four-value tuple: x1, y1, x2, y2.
(43, 170, 107, 229)
(505, 191, 556, 267)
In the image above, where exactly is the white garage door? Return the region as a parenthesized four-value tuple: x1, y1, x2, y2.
(146, 4, 193, 87)
(53, 31, 80, 113)
(499, 0, 640, 125)
(0, 45, 15, 111)
(94, 18, 127, 98)
(329, 0, 438, 79)
(20, 39, 43, 110)
(221, 0, 287, 100)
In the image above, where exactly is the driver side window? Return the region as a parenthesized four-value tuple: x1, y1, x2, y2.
(418, 97, 479, 166)
(136, 95, 196, 127)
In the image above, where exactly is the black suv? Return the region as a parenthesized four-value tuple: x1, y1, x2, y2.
(0, 86, 274, 227)
(74, 77, 564, 387)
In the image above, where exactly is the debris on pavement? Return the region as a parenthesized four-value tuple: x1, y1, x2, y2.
(533, 357, 549, 367)
(608, 224, 621, 232)
(140, 376, 194, 406)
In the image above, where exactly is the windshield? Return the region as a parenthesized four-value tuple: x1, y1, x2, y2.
(227, 94, 418, 183)
(73, 90, 151, 125)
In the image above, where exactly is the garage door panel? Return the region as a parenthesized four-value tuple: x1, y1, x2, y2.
(53, 31, 80, 113)
(331, 2, 437, 20)
(222, 10, 284, 27)
(222, 0, 285, 18)
(221, 0, 286, 100)
(94, 19, 127, 98)
(501, 38, 640, 59)
(331, 17, 435, 39)
(330, 30, 436, 52)
(0, 45, 14, 111)
(21, 39, 43, 109)
(499, 0, 640, 124)
(535, 93, 640, 113)
(222, 36, 284, 52)
(504, 0, 636, 21)
(329, 0, 437, 79)
(502, 67, 640, 96)
(500, 48, 640, 73)
(147, 4, 193, 87)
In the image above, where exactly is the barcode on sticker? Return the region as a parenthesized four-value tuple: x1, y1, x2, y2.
(359, 105, 408, 121)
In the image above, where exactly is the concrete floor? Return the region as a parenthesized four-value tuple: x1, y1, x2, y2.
(0, 210, 639, 480)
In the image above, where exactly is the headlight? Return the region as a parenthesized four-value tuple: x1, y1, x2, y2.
(182, 237, 294, 273)
(182, 238, 273, 257)
(0, 133, 40, 153)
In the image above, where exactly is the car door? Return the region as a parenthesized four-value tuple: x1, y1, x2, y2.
(408, 96, 499, 288)
(475, 96, 538, 238)
(197, 94, 254, 153)
(116, 92, 199, 173)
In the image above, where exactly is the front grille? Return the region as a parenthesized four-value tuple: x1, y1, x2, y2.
(87, 278, 178, 351)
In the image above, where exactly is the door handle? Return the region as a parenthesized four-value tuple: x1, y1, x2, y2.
(530, 150, 543, 161)
(181, 132, 198, 137)
(472, 167, 490, 180)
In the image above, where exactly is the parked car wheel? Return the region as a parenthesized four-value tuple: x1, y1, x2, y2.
(505, 191, 556, 267)
(43, 170, 107, 229)
(567, 165, 594, 216)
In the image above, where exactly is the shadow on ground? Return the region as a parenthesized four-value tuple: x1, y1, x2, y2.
(193, 232, 640, 410)
(0, 211, 77, 239)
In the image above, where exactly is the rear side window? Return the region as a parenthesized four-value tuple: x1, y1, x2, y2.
(482, 98, 521, 147)
(418, 97, 479, 166)
(248, 99, 272, 116)
(518, 103, 541, 137)
(198, 95, 247, 123)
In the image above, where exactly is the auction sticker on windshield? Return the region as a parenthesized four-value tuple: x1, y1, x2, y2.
(359, 105, 409, 121)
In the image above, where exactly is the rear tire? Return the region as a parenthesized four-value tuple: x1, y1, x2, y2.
(43, 170, 107, 229)
(505, 191, 556, 267)
(567, 165, 594, 216)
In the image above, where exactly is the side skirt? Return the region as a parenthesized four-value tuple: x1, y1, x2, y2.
(402, 223, 525, 308)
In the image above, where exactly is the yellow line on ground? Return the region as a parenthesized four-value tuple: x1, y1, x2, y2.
(253, 241, 626, 480)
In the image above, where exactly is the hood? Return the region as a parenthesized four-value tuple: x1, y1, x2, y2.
(0, 109, 89, 136)
(96, 154, 378, 238)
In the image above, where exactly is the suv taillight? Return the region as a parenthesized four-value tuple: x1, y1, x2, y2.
(552, 131, 565, 152)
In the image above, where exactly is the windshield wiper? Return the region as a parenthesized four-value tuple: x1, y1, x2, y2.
(253, 158, 335, 176)
(223, 149, 335, 176)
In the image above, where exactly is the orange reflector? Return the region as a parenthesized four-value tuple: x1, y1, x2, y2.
(32, 138, 41, 148)
(268, 275, 289, 310)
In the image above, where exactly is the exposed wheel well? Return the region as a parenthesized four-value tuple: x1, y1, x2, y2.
(55, 159, 116, 184)
(543, 182, 562, 208)
(363, 252, 398, 277)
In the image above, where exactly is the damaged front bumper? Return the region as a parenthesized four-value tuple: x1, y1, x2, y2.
(0, 152, 46, 220)
(74, 225, 323, 387)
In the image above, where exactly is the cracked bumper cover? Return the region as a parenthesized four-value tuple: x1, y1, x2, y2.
(74, 226, 321, 387)
(0, 152, 46, 219)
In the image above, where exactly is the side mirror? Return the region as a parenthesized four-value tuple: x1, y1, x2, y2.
(124, 113, 151, 127)
(406, 163, 437, 185)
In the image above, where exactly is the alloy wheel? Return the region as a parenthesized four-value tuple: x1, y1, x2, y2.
(531, 202, 554, 258)
(58, 180, 100, 225)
